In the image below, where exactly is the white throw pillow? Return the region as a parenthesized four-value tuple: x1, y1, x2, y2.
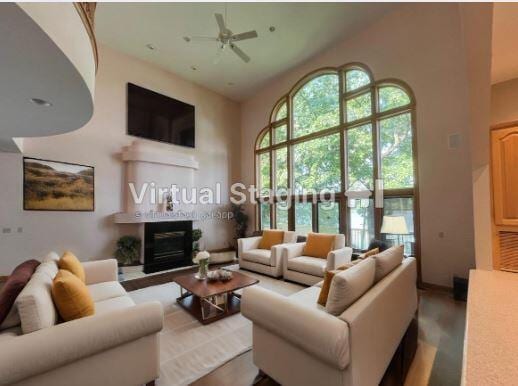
(35, 259, 59, 280)
(326, 258, 376, 316)
(372, 245, 404, 282)
(16, 271, 58, 334)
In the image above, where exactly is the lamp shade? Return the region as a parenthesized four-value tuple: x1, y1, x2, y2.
(380, 216, 409, 235)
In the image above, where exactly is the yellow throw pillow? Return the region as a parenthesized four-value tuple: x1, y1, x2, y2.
(58, 251, 85, 283)
(52, 270, 94, 321)
(258, 230, 285, 250)
(303, 233, 336, 259)
(317, 264, 351, 306)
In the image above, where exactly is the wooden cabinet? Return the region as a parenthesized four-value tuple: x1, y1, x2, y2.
(492, 126, 518, 226)
(492, 125, 518, 271)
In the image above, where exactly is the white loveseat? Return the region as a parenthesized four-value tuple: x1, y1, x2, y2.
(0, 254, 163, 386)
(238, 231, 297, 277)
(242, 256, 417, 386)
(282, 234, 353, 285)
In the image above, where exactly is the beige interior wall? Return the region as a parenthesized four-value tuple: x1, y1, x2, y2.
(240, 3, 478, 287)
(491, 78, 518, 125)
(459, 3, 494, 271)
(0, 44, 240, 274)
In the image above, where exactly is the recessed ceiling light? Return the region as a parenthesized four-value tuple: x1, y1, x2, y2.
(145, 43, 156, 50)
(190, 65, 197, 71)
(29, 98, 52, 107)
(183, 37, 191, 43)
(269, 26, 276, 32)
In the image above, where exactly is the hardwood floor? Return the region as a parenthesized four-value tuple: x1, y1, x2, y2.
(122, 272, 466, 386)
(193, 289, 466, 386)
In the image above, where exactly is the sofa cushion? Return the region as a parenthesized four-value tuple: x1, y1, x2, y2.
(287, 256, 327, 277)
(303, 233, 336, 259)
(52, 270, 94, 321)
(289, 286, 325, 311)
(0, 326, 22, 343)
(258, 230, 285, 250)
(16, 271, 58, 333)
(317, 266, 351, 306)
(42, 251, 60, 263)
(0, 260, 40, 329)
(87, 282, 127, 302)
(372, 245, 404, 282)
(326, 258, 376, 315)
(58, 251, 86, 283)
(95, 295, 135, 315)
(241, 249, 272, 266)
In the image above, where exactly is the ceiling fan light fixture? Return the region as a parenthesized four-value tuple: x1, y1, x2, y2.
(145, 43, 156, 50)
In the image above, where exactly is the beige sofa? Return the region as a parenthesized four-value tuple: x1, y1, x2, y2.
(0, 254, 163, 386)
(282, 234, 353, 286)
(242, 256, 417, 386)
(238, 231, 297, 277)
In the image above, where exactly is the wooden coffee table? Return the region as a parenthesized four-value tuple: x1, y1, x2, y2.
(174, 270, 259, 324)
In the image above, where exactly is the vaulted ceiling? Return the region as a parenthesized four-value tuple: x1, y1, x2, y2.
(95, 3, 398, 101)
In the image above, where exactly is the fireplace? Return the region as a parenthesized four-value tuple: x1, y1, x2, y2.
(144, 221, 193, 274)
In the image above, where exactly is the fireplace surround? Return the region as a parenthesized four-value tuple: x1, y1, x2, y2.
(144, 221, 193, 274)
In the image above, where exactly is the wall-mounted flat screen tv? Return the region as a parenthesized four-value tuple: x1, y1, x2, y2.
(127, 83, 195, 148)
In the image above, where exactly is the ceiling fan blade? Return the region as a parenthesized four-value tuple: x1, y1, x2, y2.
(230, 43, 250, 63)
(231, 30, 258, 42)
(215, 13, 226, 34)
(187, 36, 218, 42)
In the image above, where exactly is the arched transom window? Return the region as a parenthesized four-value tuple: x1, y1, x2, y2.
(255, 63, 418, 255)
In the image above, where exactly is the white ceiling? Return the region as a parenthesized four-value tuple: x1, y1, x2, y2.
(95, 3, 398, 101)
(492, 3, 518, 85)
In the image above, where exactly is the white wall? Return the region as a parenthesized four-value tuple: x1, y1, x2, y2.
(240, 3, 477, 287)
(0, 44, 240, 273)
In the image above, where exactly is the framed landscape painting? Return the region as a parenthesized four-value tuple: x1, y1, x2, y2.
(23, 157, 95, 211)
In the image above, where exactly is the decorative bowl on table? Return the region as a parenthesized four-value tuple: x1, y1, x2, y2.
(206, 270, 220, 282)
(218, 270, 233, 282)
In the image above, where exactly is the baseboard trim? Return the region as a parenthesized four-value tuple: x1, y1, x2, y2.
(419, 281, 453, 293)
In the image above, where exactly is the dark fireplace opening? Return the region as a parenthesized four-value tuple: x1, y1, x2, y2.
(144, 221, 193, 274)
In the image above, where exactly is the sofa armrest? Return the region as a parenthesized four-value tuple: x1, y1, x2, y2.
(242, 286, 350, 369)
(82, 259, 118, 285)
(238, 236, 262, 257)
(0, 301, 163, 385)
(339, 258, 418, 386)
(271, 243, 295, 267)
(326, 247, 353, 271)
(282, 242, 306, 260)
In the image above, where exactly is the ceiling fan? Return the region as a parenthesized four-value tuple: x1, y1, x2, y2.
(184, 12, 258, 64)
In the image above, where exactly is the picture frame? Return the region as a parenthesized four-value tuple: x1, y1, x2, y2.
(23, 157, 95, 212)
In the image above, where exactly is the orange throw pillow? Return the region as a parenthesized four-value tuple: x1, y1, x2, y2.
(58, 251, 85, 283)
(303, 233, 336, 259)
(258, 230, 285, 250)
(52, 270, 94, 321)
(358, 248, 379, 260)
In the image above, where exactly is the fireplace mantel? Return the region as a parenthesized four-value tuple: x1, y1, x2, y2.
(113, 212, 193, 224)
(121, 141, 199, 169)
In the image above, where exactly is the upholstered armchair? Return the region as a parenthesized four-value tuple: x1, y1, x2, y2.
(282, 234, 352, 286)
(238, 230, 297, 277)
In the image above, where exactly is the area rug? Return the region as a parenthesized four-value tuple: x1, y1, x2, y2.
(129, 268, 303, 386)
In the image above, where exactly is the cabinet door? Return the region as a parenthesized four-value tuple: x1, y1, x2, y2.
(492, 127, 518, 226)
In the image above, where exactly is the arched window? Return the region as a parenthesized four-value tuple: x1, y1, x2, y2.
(254, 63, 418, 257)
